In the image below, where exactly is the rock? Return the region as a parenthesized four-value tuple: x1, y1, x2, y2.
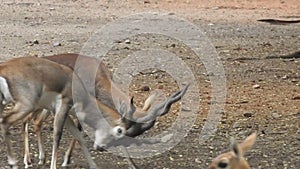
(252, 84, 260, 89)
(124, 39, 131, 44)
(170, 43, 176, 48)
(291, 96, 300, 100)
(281, 75, 289, 79)
(195, 158, 202, 164)
(243, 112, 253, 118)
(141, 86, 150, 91)
(32, 39, 39, 44)
(144, 0, 150, 4)
(238, 100, 249, 104)
(53, 42, 61, 47)
(291, 79, 298, 83)
(270, 111, 281, 119)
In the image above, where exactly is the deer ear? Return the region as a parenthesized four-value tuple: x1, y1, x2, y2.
(119, 100, 127, 120)
(230, 137, 242, 160)
(239, 132, 257, 153)
(231, 133, 257, 160)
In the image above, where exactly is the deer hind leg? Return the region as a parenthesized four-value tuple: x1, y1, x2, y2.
(33, 109, 50, 165)
(62, 118, 81, 167)
(23, 122, 33, 168)
(1, 103, 34, 169)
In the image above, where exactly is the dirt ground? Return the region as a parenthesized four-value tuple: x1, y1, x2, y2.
(0, 0, 299, 169)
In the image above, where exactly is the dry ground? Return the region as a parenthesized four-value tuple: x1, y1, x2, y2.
(0, 0, 299, 169)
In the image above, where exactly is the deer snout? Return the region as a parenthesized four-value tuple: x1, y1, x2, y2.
(93, 143, 107, 152)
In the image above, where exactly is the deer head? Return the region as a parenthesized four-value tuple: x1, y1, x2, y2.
(209, 133, 257, 169)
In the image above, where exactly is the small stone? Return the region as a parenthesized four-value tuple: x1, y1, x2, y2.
(281, 75, 289, 79)
(291, 79, 298, 83)
(32, 39, 39, 44)
(141, 86, 150, 91)
(53, 42, 61, 47)
(271, 111, 281, 119)
(291, 96, 300, 100)
(144, 0, 150, 4)
(124, 39, 131, 44)
(243, 112, 253, 118)
(238, 100, 249, 104)
(195, 158, 202, 164)
(252, 84, 260, 89)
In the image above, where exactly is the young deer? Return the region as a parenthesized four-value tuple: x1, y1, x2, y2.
(18, 54, 189, 168)
(0, 56, 131, 169)
(209, 133, 257, 169)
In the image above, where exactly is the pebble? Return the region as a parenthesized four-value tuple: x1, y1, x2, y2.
(252, 84, 260, 89)
(124, 39, 131, 44)
(243, 112, 253, 118)
(271, 111, 281, 119)
(291, 96, 300, 100)
(53, 42, 61, 46)
(141, 86, 150, 91)
(195, 158, 202, 164)
(32, 39, 39, 44)
(281, 75, 289, 79)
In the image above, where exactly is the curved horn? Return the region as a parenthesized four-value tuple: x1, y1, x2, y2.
(125, 120, 156, 137)
(134, 84, 190, 123)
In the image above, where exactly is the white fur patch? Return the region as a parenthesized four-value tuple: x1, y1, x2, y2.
(0, 76, 14, 104)
(112, 126, 125, 138)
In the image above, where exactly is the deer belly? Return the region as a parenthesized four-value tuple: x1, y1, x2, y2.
(38, 91, 62, 111)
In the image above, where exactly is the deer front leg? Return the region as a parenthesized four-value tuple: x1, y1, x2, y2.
(64, 116, 98, 169)
(61, 138, 76, 167)
(23, 122, 32, 168)
(50, 98, 70, 169)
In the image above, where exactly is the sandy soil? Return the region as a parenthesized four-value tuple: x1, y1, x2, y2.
(0, 0, 299, 169)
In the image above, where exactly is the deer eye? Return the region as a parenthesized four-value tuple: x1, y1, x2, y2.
(117, 128, 123, 134)
(218, 161, 228, 168)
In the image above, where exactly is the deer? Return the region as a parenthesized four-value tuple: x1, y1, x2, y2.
(45, 53, 186, 137)
(0, 56, 138, 169)
(208, 133, 257, 169)
(13, 54, 189, 168)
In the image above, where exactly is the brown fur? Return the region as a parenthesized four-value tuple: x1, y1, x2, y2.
(21, 54, 188, 168)
(0, 57, 125, 169)
(209, 133, 257, 169)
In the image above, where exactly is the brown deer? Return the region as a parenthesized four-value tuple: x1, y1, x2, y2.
(7, 54, 188, 168)
(209, 133, 257, 169)
(0, 56, 186, 169)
